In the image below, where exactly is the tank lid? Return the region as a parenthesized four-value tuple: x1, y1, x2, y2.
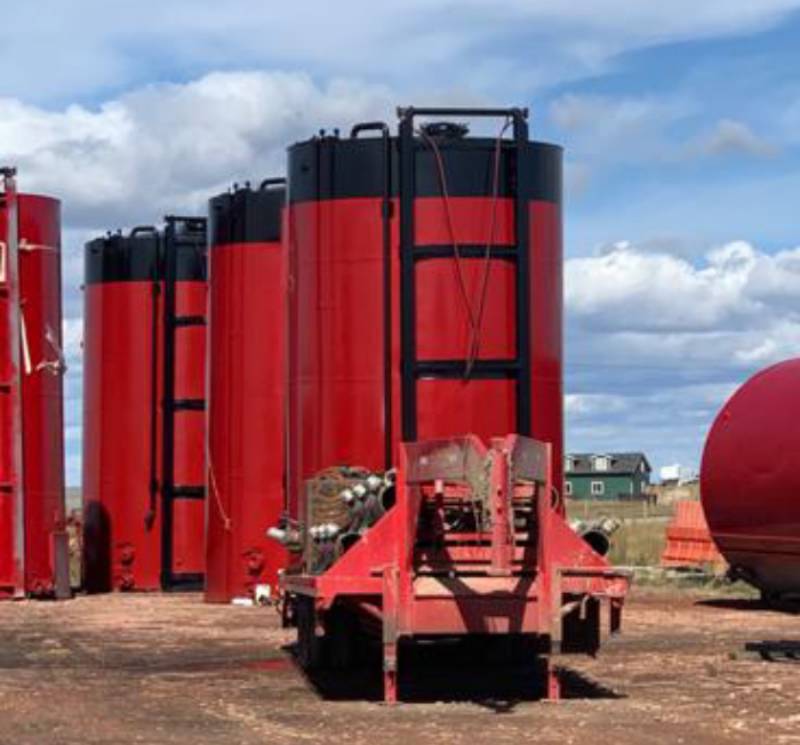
(287, 135, 561, 204)
(84, 220, 207, 284)
(209, 180, 284, 247)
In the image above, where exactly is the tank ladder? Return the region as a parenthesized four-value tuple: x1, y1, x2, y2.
(397, 106, 533, 441)
(160, 215, 207, 591)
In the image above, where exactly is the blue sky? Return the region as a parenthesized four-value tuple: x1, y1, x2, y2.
(2, 1, 800, 485)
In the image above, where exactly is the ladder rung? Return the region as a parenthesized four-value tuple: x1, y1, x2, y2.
(412, 244, 517, 261)
(173, 315, 205, 327)
(171, 485, 205, 499)
(172, 398, 205, 412)
(415, 359, 519, 379)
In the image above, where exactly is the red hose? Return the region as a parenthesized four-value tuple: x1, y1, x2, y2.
(468, 118, 511, 376)
(418, 119, 511, 378)
(417, 127, 478, 341)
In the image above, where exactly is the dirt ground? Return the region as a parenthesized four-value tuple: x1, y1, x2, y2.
(0, 588, 798, 745)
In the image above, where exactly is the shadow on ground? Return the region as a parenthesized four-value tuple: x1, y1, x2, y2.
(743, 640, 800, 664)
(291, 636, 624, 709)
(696, 597, 800, 615)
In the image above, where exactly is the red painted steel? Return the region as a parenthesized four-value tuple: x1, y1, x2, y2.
(82, 265, 163, 591)
(17, 194, 67, 597)
(0, 175, 67, 599)
(286, 197, 394, 512)
(0, 170, 25, 598)
(283, 435, 629, 702)
(661, 500, 725, 570)
(701, 359, 800, 598)
(82, 225, 206, 592)
(205, 184, 287, 603)
(286, 193, 563, 517)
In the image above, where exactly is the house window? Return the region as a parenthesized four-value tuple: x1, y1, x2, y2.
(593, 455, 610, 471)
(565, 481, 573, 496)
(590, 481, 604, 496)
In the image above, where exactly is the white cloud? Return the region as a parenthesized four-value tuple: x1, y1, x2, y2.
(564, 240, 800, 471)
(567, 241, 750, 331)
(0, 71, 396, 228)
(2, 1, 799, 103)
(486, 1, 800, 37)
(565, 393, 629, 416)
(697, 118, 776, 157)
(550, 94, 684, 133)
(566, 240, 800, 333)
(551, 97, 778, 171)
(549, 94, 690, 164)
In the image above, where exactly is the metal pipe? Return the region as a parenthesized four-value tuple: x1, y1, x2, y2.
(573, 517, 621, 557)
(379, 484, 396, 512)
(335, 532, 361, 558)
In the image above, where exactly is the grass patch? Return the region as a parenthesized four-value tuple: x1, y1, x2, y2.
(566, 499, 674, 521)
(565, 499, 674, 567)
(607, 519, 669, 567)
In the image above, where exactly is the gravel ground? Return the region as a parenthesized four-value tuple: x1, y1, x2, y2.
(0, 588, 798, 744)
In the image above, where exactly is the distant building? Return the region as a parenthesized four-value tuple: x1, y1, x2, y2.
(564, 452, 652, 500)
(648, 479, 700, 505)
(659, 464, 697, 486)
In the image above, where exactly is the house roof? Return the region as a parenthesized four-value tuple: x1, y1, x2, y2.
(565, 452, 651, 476)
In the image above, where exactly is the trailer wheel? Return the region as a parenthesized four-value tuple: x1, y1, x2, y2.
(296, 596, 325, 670)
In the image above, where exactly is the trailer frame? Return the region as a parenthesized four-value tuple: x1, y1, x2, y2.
(282, 434, 630, 703)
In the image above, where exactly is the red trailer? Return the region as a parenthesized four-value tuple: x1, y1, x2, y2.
(701, 358, 800, 601)
(83, 217, 207, 592)
(278, 108, 629, 702)
(205, 180, 287, 603)
(0, 167, 69, 599)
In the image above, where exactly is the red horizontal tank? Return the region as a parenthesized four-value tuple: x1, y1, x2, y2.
(286, 110, 563, 523)
(82, 218, 207, 592)
(701, 358, 800, 599)
(205, 180, 287, 603)
(0, 169, 68, 599)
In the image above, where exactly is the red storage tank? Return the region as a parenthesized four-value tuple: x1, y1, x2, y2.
(205, 180, 287, 603)
(83, 217, 207, 592)
(701, 358, 800, 600)
(286, 108, 563, 521)
(0, 168, 68, 599)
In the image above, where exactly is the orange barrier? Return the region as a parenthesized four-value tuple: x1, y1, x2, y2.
(661, 500, 725, 570)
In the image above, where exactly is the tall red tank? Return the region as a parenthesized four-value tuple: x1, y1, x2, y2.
(82, 217, 207, 592)
(701, 358, 800, 600)
(0, 168, 68, 599)
(205, 180, 287, 603)
(286, 108, 563, 519)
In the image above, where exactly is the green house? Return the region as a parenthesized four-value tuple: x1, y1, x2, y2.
(564, 452, 652, 501)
